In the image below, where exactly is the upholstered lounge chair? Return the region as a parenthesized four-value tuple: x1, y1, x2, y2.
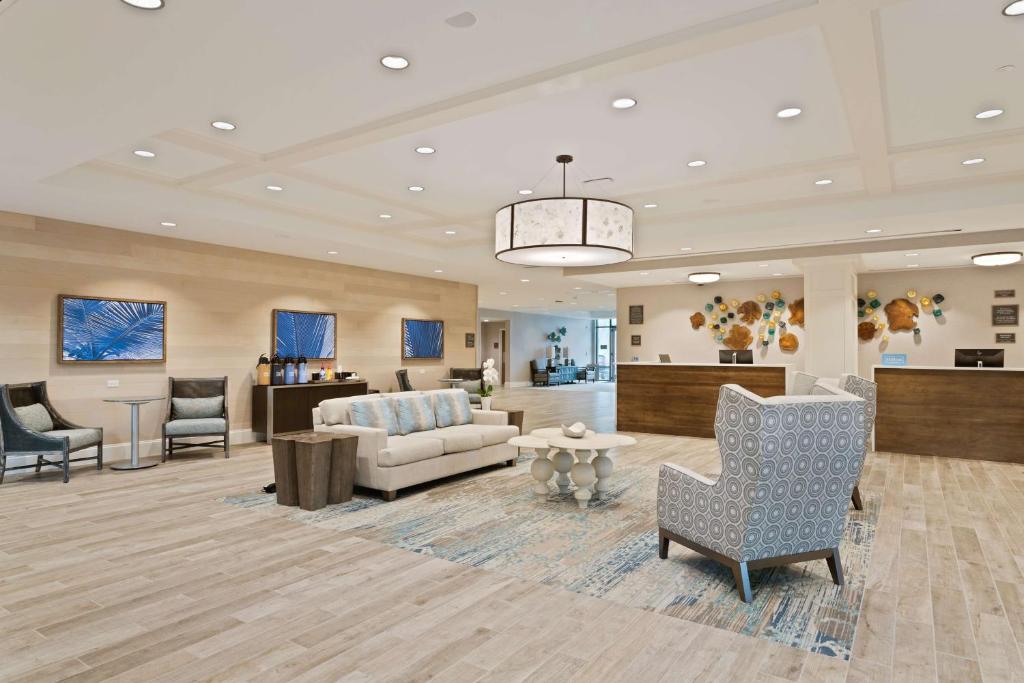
(162, 376, 229, 461)
(449, 367, 483, 405)
(829, 373, 877, 511)
(657, 383, 866, 602)
(530, 359, 554, 386)
(0, 381, 103, 484)
(789, 371, 819, 395)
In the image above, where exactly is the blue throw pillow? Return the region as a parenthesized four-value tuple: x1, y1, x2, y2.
(394, 395, 436, 435)
(434, 390, 473, 428)
(350, 398, 399, 436)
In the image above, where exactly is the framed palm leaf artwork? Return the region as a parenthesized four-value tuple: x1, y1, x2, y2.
(273, 309, 336, 360)
(402, 318, 444, 359)
(59, 295, 167, 363)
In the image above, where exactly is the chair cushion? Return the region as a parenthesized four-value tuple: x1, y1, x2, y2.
(350, 398, 399, 436)
(165, 418, 226, 436)
(377, 435, 445, 467)
(14, 403, 54, 433)
(319, 394, 379, 426)
(172, 395, 223, 419)
(431, 390, 473, 428)
(407, 426, 484, 454)
(46, 428, 102, 450)
(394, 395, 436, 435)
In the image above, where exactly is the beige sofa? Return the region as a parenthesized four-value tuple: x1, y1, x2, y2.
(312, 389, 519, 501)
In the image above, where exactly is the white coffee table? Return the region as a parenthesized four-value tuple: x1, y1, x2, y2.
(508, 428, 637, 509)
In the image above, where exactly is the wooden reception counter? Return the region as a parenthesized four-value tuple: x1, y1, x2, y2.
(873, 366, 1024, 463)
(617, 362, 789, 438)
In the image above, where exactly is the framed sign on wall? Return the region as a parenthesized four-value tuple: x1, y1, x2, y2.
(992, 304, 1019, 327)
(995, 289, 1016, 298)
(465, 332, 475, 348)
(628, 305, 644, 325)
(630, 334, 641, 346)
(59, 295, 166, 363)
(996, 332, 1016, 344)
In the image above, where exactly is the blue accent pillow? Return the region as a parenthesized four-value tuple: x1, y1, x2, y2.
(395, 395, 437, 435)
(350, 398, 399, 436)
(434, 391, 473, 428)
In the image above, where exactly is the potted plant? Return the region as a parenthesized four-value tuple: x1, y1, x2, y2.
(480, 358, 500, 410)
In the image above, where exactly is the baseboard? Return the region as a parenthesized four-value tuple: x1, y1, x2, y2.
(4, 428, 260, 470)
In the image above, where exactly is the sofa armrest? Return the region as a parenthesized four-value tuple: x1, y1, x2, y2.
(311, 407, 324, 426)
(314, 424, 387, 462)
(471, 409, 508, 426)
(660, 462, 717, 487)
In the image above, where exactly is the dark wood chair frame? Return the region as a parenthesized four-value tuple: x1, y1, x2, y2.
(162, 376, 230, 461)
(658, 527, 843, 603)
(395, 369, 414, 392)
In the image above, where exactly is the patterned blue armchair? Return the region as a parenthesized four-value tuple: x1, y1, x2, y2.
(657, 384, 866, 602)
(831, 374, 877, 511)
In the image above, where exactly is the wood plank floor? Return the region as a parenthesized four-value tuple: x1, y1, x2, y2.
(1, 384, 1022, 681)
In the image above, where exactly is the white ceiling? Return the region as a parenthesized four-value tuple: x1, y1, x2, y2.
(0, 0, 1022, 317)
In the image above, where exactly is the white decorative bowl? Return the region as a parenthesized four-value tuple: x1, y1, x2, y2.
(561, 422, 587, 438)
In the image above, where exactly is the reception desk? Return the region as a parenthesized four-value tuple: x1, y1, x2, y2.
(617, 362, 789, 437)
(872, 366, 1024, 463)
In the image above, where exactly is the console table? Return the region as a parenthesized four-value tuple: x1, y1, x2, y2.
(252, 381, 368, 443)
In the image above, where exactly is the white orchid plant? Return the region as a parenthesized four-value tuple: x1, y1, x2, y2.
(481, 358, 500, 397)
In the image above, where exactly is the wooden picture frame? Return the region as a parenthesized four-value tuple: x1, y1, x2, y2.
(58, 294, 167, 364)
(465, 332, 475, 348)
(629, 305, 644, 325)
(992, 304, 1019, 327)
(402, 318, 445, 360)
(631, 334, 642, 346)
(272, 309, 338, 361)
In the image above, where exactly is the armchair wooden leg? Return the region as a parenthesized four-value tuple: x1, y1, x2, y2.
(62, 449, 70, 484)
(382, 490, 397, 502)
(851, 485, 863, 511)
(826, 548, 844, 586)
(732, 562, 753, 603)
(96, 442, 103, 470)
(35, 455, 43, 473)
(163, 437, 171, 463)
(224, 432, 230, 459)
(658, 529, 669, 559)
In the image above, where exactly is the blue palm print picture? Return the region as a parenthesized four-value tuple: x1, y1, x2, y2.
(402, 319, 444, 359)
(274, 310, 336, 359)
(60, 295, 166, 362)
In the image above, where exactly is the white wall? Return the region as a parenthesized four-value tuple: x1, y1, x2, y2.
(479, 309, 594, 384)
(616, 278, 806, 369)
(856, 265, 1023, 375)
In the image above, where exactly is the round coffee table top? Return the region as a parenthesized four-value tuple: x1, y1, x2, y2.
(529, 428, 637, 451)
(508, 435, 551, 449)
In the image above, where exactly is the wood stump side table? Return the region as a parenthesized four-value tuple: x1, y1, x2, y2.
(271, 433, 357, 510)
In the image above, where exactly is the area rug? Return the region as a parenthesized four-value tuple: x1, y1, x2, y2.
(223, 450, 877, 659)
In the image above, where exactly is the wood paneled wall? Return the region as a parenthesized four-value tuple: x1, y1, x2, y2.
(0, 212, 477, 445)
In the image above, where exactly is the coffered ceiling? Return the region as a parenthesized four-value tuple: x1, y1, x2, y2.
(0, 0, 1021, 316)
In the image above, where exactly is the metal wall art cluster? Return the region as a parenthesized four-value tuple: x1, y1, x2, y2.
(856, 288, 947, 347)
(689, 291, 804, 353)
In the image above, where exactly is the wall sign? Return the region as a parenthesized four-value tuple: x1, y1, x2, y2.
(465, 332, 475, 348)
(628, 305, 644, 325)
(881, 353, 908, 367)
(630, 334, 641, 346)
(992, 304, 1019, 326)
(996, 332, 1016, 344)
(995, 289, 1016, 298)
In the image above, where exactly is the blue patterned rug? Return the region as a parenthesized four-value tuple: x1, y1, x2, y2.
(223, 451, 877, 659)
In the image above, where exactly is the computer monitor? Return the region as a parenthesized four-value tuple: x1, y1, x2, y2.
(658, 354, 672, 363)
(954, 348, 1004, 368)
(719, 350, 753, 364)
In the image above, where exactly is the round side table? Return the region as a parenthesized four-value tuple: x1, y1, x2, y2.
(104, 396, 164, 471)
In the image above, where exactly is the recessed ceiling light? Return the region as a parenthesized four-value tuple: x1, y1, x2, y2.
(679, 247, 692, 252)
(211, 120, 236, 131)
(327, 250, 338, 255)
(121, 0, 163, 9)
(976, 109, 1004, 119)
(444, 230, 456, 235)
(815, 178, 833, 186)
(160, 221, 176, 227)
(639, 272, 649, 276)
(133, 149, 156, 158)
(408, 185, 424, 192)
(612, 97, 637, 110)
(415, 146, 435, 155)
(573, 286, 582, 290)
(499, 291, 507, 295)
(865, 228, 884, 234)
(776, 107, 802, 119)
(688, 272, 720, 284)
(905, 252, 920, 257)
(962, 157, 985, 165)
(906, 264, 919, 268)
(972, 251, 1022, 266)
(772, 273, 784, 277)
(759, 263, 769, 267)
(518, 189, 533, 195)
(687, 160, 707, 168)
(378, 213, 392, 219)
(520, 279, 530, 283)
(433, 269, 444, 273)
(643, 203, 658, 208)
(381, 55, 409, 70)
(266, 185, 283, 192)
(1003, 1, 1024, 16)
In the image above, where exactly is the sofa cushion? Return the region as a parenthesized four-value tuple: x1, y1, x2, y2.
(171, 395, 223, 419)
(165, 418, 226, 436)
(431, 390, 473, 428)
(381, 391, 426, 401)
(462, 423, 519, 447)
(45, 428, 102, 450)
(319, 394, 379, 426)
(350, 398, 399, 436)
(14, 403, 53, 433)
(407, 426, 484, 454)
(394, 395, 436, 435)
(377, 435, 445, 467)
